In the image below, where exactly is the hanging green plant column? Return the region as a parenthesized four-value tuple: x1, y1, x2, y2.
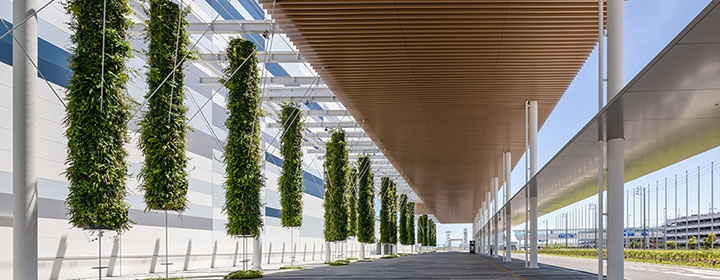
(346, 166, 358, 237)
(138, 0, 191, 211)
(279, 103, 304, 227)
(398, 194, 408, 245)
(380, 177, 397, 245)
(429, 219, 437, 247)
(323, 129, 349, 242)
(64, 0, 133, 232)
(407, 202, 415, 245)
(418, 215, 428, 246)
(356, 155, 375, 244)
(222, 38, 264, 237)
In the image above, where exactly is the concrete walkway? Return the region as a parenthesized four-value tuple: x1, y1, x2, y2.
(265, 252, 597, 279)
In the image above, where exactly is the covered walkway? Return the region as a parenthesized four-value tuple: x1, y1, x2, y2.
(265, 252, 596, 279)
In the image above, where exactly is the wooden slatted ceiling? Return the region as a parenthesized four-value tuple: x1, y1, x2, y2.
(263, 0, 605, 223)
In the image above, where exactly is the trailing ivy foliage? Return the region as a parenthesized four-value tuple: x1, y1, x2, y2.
(64, 0, 133, 232)
(398, 194, 408, 245)
(380, 177, 397, 244)
(346, 166, 358, 236)
(323, 129, 349, 241)
(222, 38, 264, 237)
(138, 0, 191, 211)
(356, 155, 375, 244)
(406, 202, 415, 245)
(278, 103, 304, 228)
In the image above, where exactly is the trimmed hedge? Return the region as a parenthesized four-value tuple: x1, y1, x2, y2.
(278, 103, 304, 228)
(224, 270, 263, 279)
(538, 248, 720, 268)
(398, 194, 409, 245)
(64, 0, 133, 232)
(380, 177, 397, 244)
(347, 166, 358, 236)
(222, 38, 264, 237)
(356, 155, 375, 244)
(324, 130, 349, 241)
(406, 202, 415, 245)
(139, 0, 191, 211)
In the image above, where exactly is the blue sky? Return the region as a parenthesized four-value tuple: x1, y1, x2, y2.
(437, 0, 715, 245)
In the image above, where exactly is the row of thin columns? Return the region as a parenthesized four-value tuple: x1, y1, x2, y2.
(477, 0, 625, 278)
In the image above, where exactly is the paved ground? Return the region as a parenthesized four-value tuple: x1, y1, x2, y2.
(536, 254, 720, 280)
(265, 252, 596, 279)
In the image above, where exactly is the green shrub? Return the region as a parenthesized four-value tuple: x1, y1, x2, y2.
(64, 0, 133, 232)
(224, 270, 263, 279)
(357, 258, 372, 262)
(138, 0, 191, 211)
(380, 177, 397, 244)
(222, 38, 263, 237)
(279, 266, 304, 270)
(323, 130, 349, 241)
(398, 194, 409, 245)
(538, 248, 720, 268)
(380, 254, 398, 259)
(347, 166, 358, 236)
(345, 257, 358, 261)
(666, 240, 677, 247)
(325, 260, 350, 266)
(278, 103, 304, 227)
(356, 155, 375, 244)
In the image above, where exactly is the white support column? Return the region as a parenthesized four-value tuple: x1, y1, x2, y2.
(252, 234, 262, 270)
(325, 241, 331, 262)
(504, 152, 512, 262)
(529, 100, 539, 268)
(487, 191, 492, 255)
(13, 0, 38, 279)
(493, 177, 499, 258)
(606, 0, 625, 279)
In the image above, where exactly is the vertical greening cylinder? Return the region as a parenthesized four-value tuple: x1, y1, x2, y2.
(323, 130, 349, 241)
(139, 0, 191, 211)
(347, 166, 358, 236)
(398, 194, 408, 245)
(356, 155, 375, 244)
(223, 38, 263, 237)
(407, 202, 415, 245)
(64, 0, 133, 232)
(380, 177, 397, 244)
(279, 103, 304, 227)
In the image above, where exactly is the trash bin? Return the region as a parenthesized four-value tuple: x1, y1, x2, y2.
(469, 240, 475, 254)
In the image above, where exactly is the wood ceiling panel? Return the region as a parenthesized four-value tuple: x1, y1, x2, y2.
(263, 0, 604, 223)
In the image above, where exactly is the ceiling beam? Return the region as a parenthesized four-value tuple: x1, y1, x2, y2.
(198, 51, 305, 64)
(199, 76, 322, 87)
(131, 20, 278, 35)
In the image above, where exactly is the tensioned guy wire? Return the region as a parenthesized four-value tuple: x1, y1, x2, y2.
(0, 19, 66, 108)
(0, 0, 55, 41)
(130, 0, 237, 120)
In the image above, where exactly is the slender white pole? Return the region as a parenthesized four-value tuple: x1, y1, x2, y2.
(597, 0, 605, 277)
(504, 152, 512, 262)
(12, 0, 38, 278)
(528, 100, 539, 268)
(252, 234, 262, 270)
(606, 0, 624, 278)
(493, 177, 499, 258)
